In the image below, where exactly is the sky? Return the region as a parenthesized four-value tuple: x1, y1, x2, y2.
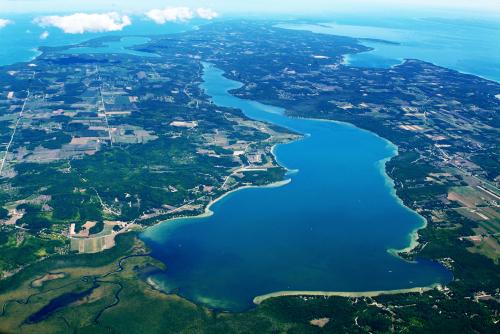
(1, 0, 499, 16)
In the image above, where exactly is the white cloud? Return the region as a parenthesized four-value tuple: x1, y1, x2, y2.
(146, 7, 194, 24)
(0, 19, 13, 29)
(146, 7, 219, 24)
(196, 8, 219, 20)
(34, 12, 131, 34)
(40, 31, 49, 39)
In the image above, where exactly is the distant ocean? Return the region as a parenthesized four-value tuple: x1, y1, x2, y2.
(278, 17, 500, 82)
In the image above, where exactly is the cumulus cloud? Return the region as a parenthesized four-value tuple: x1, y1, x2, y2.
(146, 7, 194, 24)
(196, 8, 219, 20)
(40, 31, 49, 40)
(146, 7, 219, 24)
(0, 19, 13, 29)
(34, 12, 131, 34)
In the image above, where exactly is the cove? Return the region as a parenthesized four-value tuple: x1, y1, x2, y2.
(140, 63, 451, 311)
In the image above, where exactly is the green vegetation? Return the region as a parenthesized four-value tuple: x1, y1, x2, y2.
(0, 233, 136, 293)
(0, 228, 65, 274)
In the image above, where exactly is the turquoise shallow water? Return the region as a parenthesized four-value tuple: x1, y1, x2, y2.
(278, 17, 500, 82)
(140, 63, 451, 311)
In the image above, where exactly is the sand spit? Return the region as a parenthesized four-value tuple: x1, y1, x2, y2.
(253, 284, 441, 304)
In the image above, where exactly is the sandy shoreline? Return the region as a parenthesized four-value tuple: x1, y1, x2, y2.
(201, 178, 292, 218)
(253, 284, 442, 305)
(376, 155, 427, 258)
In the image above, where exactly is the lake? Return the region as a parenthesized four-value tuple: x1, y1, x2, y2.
(140, 63, 451, 311)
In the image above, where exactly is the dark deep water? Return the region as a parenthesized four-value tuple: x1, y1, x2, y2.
(140, 63, 451, 311)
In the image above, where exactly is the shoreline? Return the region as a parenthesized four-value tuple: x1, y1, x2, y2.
(201, 178, 293, 219)
(377, 155, 427, 258)
(253, 284, 442, 305)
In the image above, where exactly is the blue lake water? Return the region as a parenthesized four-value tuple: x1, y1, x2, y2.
(278, 17, 500, 82)
(140, 63, 451, 311)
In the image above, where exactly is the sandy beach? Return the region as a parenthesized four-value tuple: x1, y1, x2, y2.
(253, 284, 442, 305)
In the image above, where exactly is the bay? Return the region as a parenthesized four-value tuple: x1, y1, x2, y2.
(278, 17, 500, 82)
